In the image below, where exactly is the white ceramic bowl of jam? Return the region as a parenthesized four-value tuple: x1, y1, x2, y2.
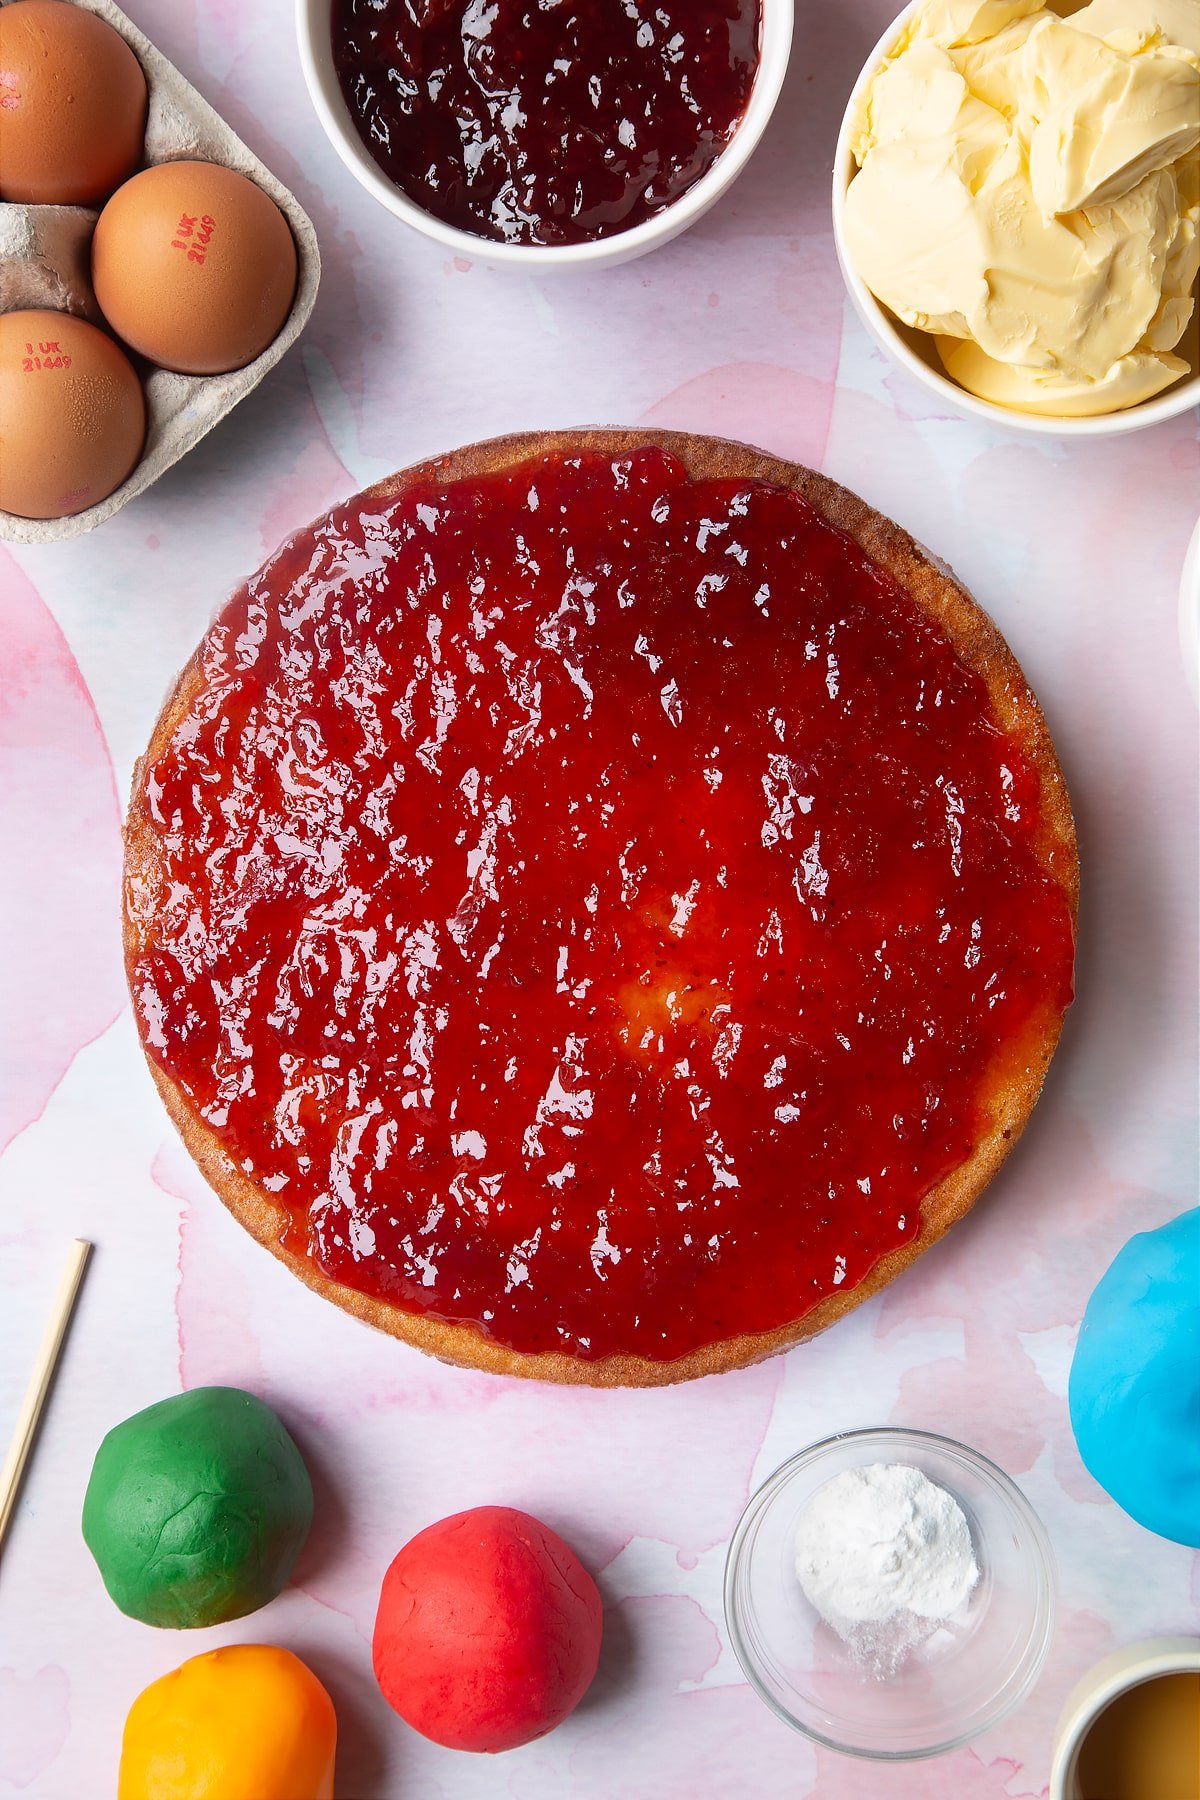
(831, 3, 1200, 439)
(1049, 1638, 1200, 1800)
(297, 0, 793, 269)
(724, 1428, 1057, 1759)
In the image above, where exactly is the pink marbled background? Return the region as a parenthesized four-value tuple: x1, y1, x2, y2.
(1, 2, 1198, 1796)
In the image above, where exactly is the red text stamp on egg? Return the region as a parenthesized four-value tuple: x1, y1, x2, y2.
(170, 212, 217, 264)
(21, 338, 70, 372)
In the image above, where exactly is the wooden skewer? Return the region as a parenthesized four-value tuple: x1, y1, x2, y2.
(0, 1238, 92, 1554)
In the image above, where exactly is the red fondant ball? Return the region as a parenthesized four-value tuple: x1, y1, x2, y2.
(372, 1505, 603, 1753)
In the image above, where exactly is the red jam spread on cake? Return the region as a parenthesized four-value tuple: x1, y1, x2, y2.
(329, 0, 761, 246)
(130, 448, 1076, 1362)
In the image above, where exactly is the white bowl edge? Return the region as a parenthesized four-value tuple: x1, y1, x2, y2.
(1181, 517, 1200, 703)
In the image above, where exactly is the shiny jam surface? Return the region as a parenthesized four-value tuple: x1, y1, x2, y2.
(330, 0, 761, 246)
(132, 449, 1076, 1362)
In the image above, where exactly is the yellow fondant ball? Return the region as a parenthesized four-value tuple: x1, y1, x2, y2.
(118, 1644, 336, 1800)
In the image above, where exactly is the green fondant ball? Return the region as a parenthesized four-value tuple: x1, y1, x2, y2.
(82, 1386, 313, 1628)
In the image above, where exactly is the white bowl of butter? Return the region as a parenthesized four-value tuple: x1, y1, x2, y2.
(832, 0, 1200, 434)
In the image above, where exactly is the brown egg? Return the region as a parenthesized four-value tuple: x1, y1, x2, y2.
(0, 310, 145, 519)
(92, 161, 299, 377)
(0, 0, 147, 205)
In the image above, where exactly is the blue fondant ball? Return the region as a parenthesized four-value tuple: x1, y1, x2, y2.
(1069, 1208, 1200, 1547)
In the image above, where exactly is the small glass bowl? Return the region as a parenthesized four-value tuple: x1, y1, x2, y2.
(725, 1427, 1056, 1760)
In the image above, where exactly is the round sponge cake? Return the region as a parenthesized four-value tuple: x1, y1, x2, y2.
(123, 430, 1078, 1385)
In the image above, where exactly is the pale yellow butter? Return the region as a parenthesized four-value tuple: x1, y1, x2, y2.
(1072, 0, 1200, 58)
(1023, 16, 1200, 213)
(844, 0, 1200, 415)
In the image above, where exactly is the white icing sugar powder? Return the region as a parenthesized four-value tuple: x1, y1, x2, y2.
(793, 1462, 979, 1677)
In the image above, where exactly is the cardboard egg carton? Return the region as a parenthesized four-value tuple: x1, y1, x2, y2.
(0, 0, 321, 543)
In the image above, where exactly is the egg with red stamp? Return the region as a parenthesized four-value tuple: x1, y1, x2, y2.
(91, 160, 298, 376)
(0, 309, 145, 520)
(372, 1506, 604, 1752)
(0, 0, 147, 205)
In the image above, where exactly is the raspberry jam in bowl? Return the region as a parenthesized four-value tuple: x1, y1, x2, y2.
(296, 0, 793, 267)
